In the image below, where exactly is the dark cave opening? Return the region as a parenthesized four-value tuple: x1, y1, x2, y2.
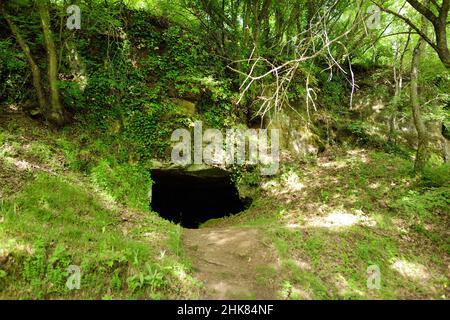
(151, 169, 251, 229)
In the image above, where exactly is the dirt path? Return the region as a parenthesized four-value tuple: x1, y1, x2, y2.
(183, 227, 279, 300)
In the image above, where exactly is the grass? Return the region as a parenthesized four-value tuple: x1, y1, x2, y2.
(0, 114, 448, 300)
(221, 148, 449, 300)
(0, 172, 200, 299)
(0, 115, 201, 299)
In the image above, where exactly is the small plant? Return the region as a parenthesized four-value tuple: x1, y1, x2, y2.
(111, 269, 122, 291)
(127, 263, 166, 293)
(421, 163, 450, 188)
(394, 187, 450, 222)
(27, 142, 53, 163)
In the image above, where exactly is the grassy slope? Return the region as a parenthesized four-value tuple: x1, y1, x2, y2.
(0, 114, 201, 299)
(211, 150, 449, 299)
(1, 113, 449, 300)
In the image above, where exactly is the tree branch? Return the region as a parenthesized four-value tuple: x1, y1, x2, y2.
(372, 1, 438, 51)
(406, 0, 438, 24)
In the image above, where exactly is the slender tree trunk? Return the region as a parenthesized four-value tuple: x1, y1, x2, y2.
(37, 0, 65, 126)
(388, 114, 397, 144)
(435, 22, 450, 69)
(389, 47, 400, 144)
(403, 0, 450, 69)
(274, 6, 283, 45)
(410, 36, 429, 172)
(243, 1, 250, 48)
(441, 134, 450, 163)
(221, 0, 225, 50)
(306, 0, 316, 37)
(2, 7, 47, 114)
(389, 32, 411, 144)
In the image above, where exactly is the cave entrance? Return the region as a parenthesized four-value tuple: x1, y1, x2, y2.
(151, 168, 250, 229)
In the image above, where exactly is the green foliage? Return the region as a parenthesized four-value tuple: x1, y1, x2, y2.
(394, 187, 450, 222)
(421, 163, 450, 188)
(0, 39, 28, 106)
(0, 170, 197, 299)
(124, 104, 181, 159)
(22, 240, 47, 295)
(110, 269, 122, 291)
(236, 168, 261, 188)
(338, 120, 384, 148)
(163, 26, 217, 76)
(22, 241, 71, 297)
(91, 160, 152, 210)
(346, 120, 371, 140)
(55, 137, 90, 172)
(26, 142, 53, 163)
(319, 74, 347, 110)
(127, 263, 167, 293)
(59, 81, 85, 113)
(383, 142, 412, 159)
(1, 0, 449, 301)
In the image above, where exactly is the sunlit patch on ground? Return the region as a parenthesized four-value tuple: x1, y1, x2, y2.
(0, 237, 34, 261)
(346, 149, 370, 163)
(317, 158, 348, 170)
(291, 258, 312, 271)
(0, 143, 17, 157)
(171, 264, 189, 282)
(261, 180, 278, 191)
(1, 140, 59, 174)
(261, 170, 305, 196)
(371, 102, 385, 113)
(334, 274, 364, 298)
(283, 171, 306, 192)
(391, 259, 430, 282)
(279, 281, 312, 300)
(8, 158, 32, 171)
(369, 182, 380, 189)
(7, 104, 19, 112)
(287, 209, 376, 230)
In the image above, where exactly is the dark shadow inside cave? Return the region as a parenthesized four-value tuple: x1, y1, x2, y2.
(151, 169, 251, 229)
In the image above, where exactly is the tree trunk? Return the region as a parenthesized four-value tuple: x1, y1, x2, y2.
(306, 0, 316, 37)
(441, 135, 450, 163)
(37, 0, 65, 126)
(389, 32, 411, 144)
(410, 36, 429, 172)
(406, 0, 450, 69)
(221, 0, 225, 50)
(388, 114, 397, 144)
(2, 7, 47, 114)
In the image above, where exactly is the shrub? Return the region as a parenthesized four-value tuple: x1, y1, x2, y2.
(91, 160, 152, 210)
(394, 187, 450, 222)
(421, 163, 450, 188)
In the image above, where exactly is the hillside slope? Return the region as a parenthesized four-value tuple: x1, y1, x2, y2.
(0, 112, 201, 299)
(2, 111, 448, 299)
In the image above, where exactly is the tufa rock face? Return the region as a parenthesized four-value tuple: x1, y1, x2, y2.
(149, 162, 229, 179)
(268, 111, 322, 159)
(170, 98, 197, 115)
